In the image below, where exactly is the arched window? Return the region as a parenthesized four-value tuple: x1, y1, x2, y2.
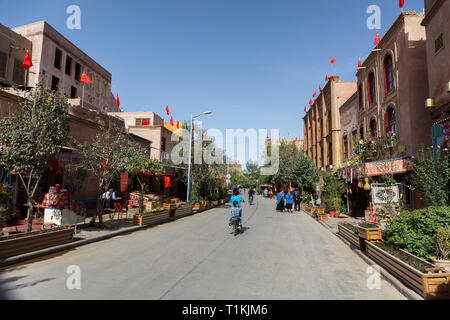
(385, 106, 397, 134)
(370, 118, 377, 137)
(383, 53, 395, 93)
(368, 71, 376, 105)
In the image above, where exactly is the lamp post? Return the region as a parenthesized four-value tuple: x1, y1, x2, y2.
(186, 111, 212, 203)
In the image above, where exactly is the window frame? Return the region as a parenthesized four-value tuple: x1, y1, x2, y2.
(367, 71, 376, 106)
(383, 53, 395, 94)
(54, 47, 62, 70)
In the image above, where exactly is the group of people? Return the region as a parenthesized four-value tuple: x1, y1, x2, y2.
(275, 188, 302, 213)
(262, 188, 274, 199)
(102, 189, 118, 209)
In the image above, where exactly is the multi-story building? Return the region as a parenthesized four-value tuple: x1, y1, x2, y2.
(0, 23, 32, 88)
(11, 21, 117, 113)
(421, 0, 450, 150)
(356, 12, 431, 157)
(339, 92, 359, 165)
(303, 76, 357, 170)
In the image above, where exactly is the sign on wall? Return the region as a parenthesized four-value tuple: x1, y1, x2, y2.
(372, 184, 400, 204)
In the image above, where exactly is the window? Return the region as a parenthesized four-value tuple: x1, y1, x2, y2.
(369, 118, 377, 137)
(327, 113, 332, 133)
(0, 51, 7, 79)
(385, 106, 397, 134)
(368, 71, 376, 105)
(74, 63, 81, 81)
(435, 33, 444, 54)
(51, 76, 59, 91)
(161, 137, 167, 152)
(352, 130, 357, 155)
(383, 54, 395, 93)
(54, 48, 62, 69)
(136, 119, 151, 126)
(343, 135, 348, 159)
(12, 59, 25, 85)
(360, 126, 364, 139)
(358, 84, 363, 111)
(102, 81, 106, 97)
(328, 142, 333, 166)
(65, 56, 72, 76)
(70, 86, 77, 99)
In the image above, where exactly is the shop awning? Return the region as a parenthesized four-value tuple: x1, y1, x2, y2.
(338, 156, 413, 179)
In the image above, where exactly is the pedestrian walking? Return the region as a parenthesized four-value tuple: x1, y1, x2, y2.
(285, 190, 294, 213)
(269, 189, 273, 199)
(276, 189, 285, 212)
(264, 188, 268, 199)
(294, 188, 301, 212)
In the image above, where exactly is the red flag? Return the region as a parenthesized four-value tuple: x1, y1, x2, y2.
(80, 72, 92, 84)
(304, 106, 307, 112)
(319, 85, 322, 91)
(325, 74, 328, 82)
(312, 91, 317, 98)
(399, 0, 405, 8)
(331, 58, 336, 64)
(358, 58, 362, 68)
(116, 93, 120, 108)
(170, 116, 174, 126)
(22, 51, 33, 70)
(166, 105, 170, 116)
(375, 31, 381, 46)
(309, 99, 313, 106)
(177, 121, 179, 129)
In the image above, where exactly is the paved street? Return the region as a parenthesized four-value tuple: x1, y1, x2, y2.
(0, 196, 406, 300)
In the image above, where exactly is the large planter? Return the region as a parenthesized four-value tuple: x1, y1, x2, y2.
(338, 224, 362, 250)
(366, 241, 450, 300)
(0, 228, 74, 260)
(174, 204, 193, 218)
(318, 214, 328, 222)
(133, 210, 171, 226)
(357, 225, 382, 241)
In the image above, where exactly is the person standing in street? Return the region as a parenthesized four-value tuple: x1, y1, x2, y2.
(276, 189, 285, 212)
(264, 188, 268, 199)
(285, 190, 294, 213)
(294, 188, 301, 212)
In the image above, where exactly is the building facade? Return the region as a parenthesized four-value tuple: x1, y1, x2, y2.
(303, 76, 357, 170)
(339, 92, 359, 165)
(11, 21, 117, 113)
(421, 0, 450, 150)
(356, 12, 431, 157)
(0, 23, 32, 88)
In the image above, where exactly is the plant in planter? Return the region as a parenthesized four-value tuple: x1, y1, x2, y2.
(357, 222, 382, 241)
(431, 227, 450, 272)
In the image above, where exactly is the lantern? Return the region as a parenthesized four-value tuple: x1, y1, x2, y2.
(364, 177, 371, 191)
(358, 179, 364, 189)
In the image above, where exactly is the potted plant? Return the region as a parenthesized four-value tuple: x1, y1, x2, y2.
(357, 222, 382, 241)
(431, 227, 450, 272)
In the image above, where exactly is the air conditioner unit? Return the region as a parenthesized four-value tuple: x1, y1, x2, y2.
(161, 152, 169, 160)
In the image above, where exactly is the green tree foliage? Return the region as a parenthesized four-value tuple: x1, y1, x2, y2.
(0, 82, 70, 231)
(410, 148, 449, 206)
(384, 206, 450, 261)
(268, 140, 303, 186)
(291, 155, 319, 193)
(322, 172, 346, 212)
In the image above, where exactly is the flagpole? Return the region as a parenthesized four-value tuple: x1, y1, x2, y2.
(81, 83, 85, 109)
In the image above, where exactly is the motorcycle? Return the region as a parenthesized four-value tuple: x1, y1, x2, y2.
(232, 217, 242, 236)
(249, 195, 254, 206)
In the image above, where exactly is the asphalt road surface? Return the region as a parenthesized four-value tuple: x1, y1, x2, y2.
(0, 196, 406, 300)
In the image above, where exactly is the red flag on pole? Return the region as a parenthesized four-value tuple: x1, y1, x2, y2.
(312, 91, 317, 98)
(22, 51, 33, 70)
(319, 85, 322, 91)
(374, 31, 381, 46)
(309, 99, 313, 106)
(177, 121, 179, 129)
(399, 0, 405, 8)
(325, 74, 328, 82)
(80, 72, 92, 84)
(166, 105, 170, 116)
(330, 58, 336, 64)
(170, 116, 174, 126)
(358, 58, 362, 68)
(304, 106, 307, 112)
(116, 93, 120, 108)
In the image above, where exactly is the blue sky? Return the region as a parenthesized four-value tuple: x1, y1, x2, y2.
(0, 0, 425, 164)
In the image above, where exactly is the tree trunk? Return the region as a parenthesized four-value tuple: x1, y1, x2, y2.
(27, 200, 34, 233)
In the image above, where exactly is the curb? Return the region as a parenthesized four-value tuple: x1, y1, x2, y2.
(0, 206, 223, 269)
(316, 218, 423, 301)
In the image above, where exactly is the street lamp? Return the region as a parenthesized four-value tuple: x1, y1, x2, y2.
(186, 111, 212, 203)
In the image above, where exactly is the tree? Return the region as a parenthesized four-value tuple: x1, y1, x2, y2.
(0, 82, 70, 232)
(411, 147, 449, 206)
(291, 156, 319, 193)
(76, 128, 145, 226)
(267, 140, 303, 187)
(126, 152, 162, 213)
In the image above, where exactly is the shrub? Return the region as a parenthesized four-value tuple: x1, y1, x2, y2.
(384, 206, 450, 261)
(435, 227, 450, 261)
(190, 183, 200, 204)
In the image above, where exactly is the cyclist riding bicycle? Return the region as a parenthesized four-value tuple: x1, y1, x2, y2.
(229, 187, 244, 229)
(248, 187, 255, 203)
